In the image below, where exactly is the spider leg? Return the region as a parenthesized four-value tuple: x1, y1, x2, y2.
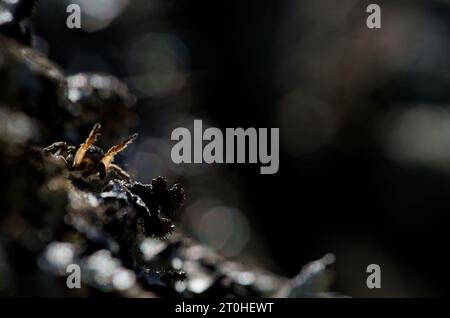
(44, 141, 68, 155)
(108, 164, 132, 182)
(43, 142, 75, 169)
(98, 133, 138, 179)
(54, 155, 71, 169)
(73, 123, 101, 168)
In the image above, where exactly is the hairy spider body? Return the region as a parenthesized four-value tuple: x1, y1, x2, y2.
(76, 144, 106, 178)
(44, 123, 137, 182)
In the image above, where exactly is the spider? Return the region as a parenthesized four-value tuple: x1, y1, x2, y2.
(44, 123, 137, 182)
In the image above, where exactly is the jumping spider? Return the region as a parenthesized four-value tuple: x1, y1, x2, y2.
(44, 123, 137, 182)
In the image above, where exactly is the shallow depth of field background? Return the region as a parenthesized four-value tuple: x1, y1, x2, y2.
(23, 0, 450, 296)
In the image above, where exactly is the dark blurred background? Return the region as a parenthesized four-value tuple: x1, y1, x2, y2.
(14, 0, 450, 296)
